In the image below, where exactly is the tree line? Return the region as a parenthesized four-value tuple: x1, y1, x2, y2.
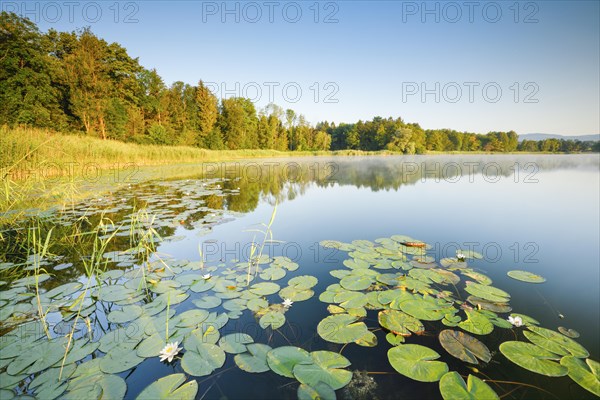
(1, 12, 597, 153)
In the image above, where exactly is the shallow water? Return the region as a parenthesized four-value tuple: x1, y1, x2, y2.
(1, 154, 598, 399)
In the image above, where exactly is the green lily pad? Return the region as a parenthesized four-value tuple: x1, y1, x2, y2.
(100, 342, 144, 373)
(560, 356, 600, 397)
(266, 346, 312, 378)
(507, 270, 546, 283)
(249, 282, 280, 296)
(386, 332, 406, 346)
(279, 286, 314, 302)
(234, 343, 273, 373)
(527, 326, 589, 358)
(137, 333, 166, 358)
(66, 373, 127, 400)
(378, 309, 424, 336)
(439, 330, 491, 364)
(247, 297, 268, 312)
(499, 341, 567, 376)
(293, 351, 352, 390)
(297, 383, 336, 400)
(107, 304, 143, 324)
(399, 297, 453, 321)
(464, 283, 510, 303)
(259, 267, 286, 281)
(288, 275, 318, 290)
(388, 344, 449, 382)
(259, 311, 285, 330)
(317, 314, 369, 344)
(340, 275, 372, 291)
(192, 295, 222, 309)
(136, 373, 198, 400)
(7, 337, 67, 375)
(439, 372, 499, 400)
(181, 343, 225, 376)
(458, 310, 494, 335)
(219, 333, 254, 354)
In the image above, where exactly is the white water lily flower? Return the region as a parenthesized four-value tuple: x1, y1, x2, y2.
(159, 342, 182, 363)
(282, 298, 293, 308)
(456, 253, 466, 260)
(508, 315, 523, 327)
(202, 273, 212, 280)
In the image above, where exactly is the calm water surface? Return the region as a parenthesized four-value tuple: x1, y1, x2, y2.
(2, 154, 599, 399)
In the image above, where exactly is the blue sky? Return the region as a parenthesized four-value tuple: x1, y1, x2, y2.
(14, 0, 600, 135)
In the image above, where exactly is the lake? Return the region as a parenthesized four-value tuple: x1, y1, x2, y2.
(1, 154, 598, 399)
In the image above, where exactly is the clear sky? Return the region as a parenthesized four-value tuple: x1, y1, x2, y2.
(14, 0, 600, 135)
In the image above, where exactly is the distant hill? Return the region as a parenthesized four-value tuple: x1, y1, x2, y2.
(519, 133, 600, 142)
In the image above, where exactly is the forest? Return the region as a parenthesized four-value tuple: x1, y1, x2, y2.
(1, 12, 598, 154)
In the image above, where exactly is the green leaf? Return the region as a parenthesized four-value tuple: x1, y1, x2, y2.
(249, 282, 280, 296)
(560, 356, 600, 397)
(464, 283, 510, 303)
(181, 343, 225, 377)
(293, 351, 352, 390)
(288, 275, 318, 290)
(107, 304, 143, 324)
(340, 275, 372, 291)
(234, 343, 272, 373)
(136, 374, 198, 400)
(399, 297, 453, 321)
(499, 341, 567, 377)
(507, 270, 546, 283)
(458, 310, 494, 335)
(439, 372, 499, 400)
(527, 326, 589, 358)
(266, 346, 312, 378)
(378, 309, 424, 336)
(219, 333, 254, 354)
(388, 344, 448, 382)
(259, 311, 285, 329)
(439, 330, 491, 364)
(558, 327, 580, 338)
(317, 314, 369, 344)
(297, 383, 336, 400)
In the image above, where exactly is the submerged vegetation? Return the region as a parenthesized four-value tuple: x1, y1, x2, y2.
(0, 174, 598, 399)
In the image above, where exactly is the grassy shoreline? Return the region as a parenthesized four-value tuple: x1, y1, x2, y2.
(0, 126, 592, 222)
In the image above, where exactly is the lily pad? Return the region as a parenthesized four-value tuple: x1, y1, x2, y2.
(378, 309, 424, 336)
(259, 311, 285, 330)
(249, 282, 280, 296)
(558, 327, 580, 338)
(181, 343, 226, 377)
(297, 383, 336, 400)
(234, 343, 273, 373)
(439, 330, 491, 364)
(293, 351, 352, 390)
(439, 372, 499, 400)
(136, 373, 198, 400)
(560, 356, 600, 397)
(458, 310, 494, 335)
(464, 283, 510, 303)
(219, 333, 254, 354)
(317, 314, 369, 344)
(499, 341, 567, 376)
(107, 304, 143, 324)
(388, 344, 448, 382)
(266, 346, 312, 378)
(526, 326, 589, 358)
(507, 270, 546, 283)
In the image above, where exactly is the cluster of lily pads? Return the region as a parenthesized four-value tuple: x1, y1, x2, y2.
(314, 236, 599, 398)
(1, 204, 599, 400)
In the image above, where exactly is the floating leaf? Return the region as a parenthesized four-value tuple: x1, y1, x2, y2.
(259, 267, 286, 281)
(259, 311, 285, 330)
(439, 330, 491, 364)
(297, 383, 336, 400)
(558, 327, 580, 338)
(388, 344, 448, 382)
(317, 314, 369, 344)
(378, 309, 423, 336)
(7, 337, 67, 375)
(400, 297, 453, 321)
(386, 332, 405, 346)
(439, 372, 499, 400)
(249, 282, 280, 296)
(464, 283, 510, 303)
(293, 351, 352, 390)
(234, 343, 272, 373)
(560, 356, 600, 397)
(219, 333, 254, 354)
(458, 310, 494, 335)
(107, 304, 143, 324)
(279, 286, 314, 302)
(181, 343, 225, 376)
(266, 346, 312, 378)
(507, 270, 546, 283)
(499, 341, 567, 376)
(340, 275, 372, 291)
(526, 326, 589, 358)
(288, 275, 318, 290)
(136, 373, 198, 400)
